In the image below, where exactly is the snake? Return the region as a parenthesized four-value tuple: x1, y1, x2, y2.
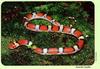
(8, 12, 85, 55)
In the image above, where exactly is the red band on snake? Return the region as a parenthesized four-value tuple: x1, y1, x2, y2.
(8, 12, 85, 55)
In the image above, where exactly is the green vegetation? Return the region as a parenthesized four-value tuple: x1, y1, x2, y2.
(1, 2, 94, 65)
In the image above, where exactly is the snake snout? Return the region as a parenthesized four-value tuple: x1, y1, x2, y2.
(8, 42, 17, 49)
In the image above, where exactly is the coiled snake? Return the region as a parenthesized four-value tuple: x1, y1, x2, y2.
(8, 12, 85, 55)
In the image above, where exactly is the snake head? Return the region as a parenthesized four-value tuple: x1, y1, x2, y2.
(8, 42, 19, 49)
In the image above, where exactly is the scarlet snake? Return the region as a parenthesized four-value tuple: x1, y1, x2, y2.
(8, 12, 85, 55)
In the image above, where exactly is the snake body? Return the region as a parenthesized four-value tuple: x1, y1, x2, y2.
(8, 12, 85, 55)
